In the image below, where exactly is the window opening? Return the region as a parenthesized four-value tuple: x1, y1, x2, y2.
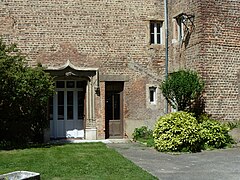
(56, 81, 65, 88)
(150, 21, 163, 45)
(67, 91, 74, 120)
(176, 16, 184, 42)
(77, 81, 83, 88)
(57, 91, 64, 120)
(67, 81, 75, 88)
(149, 87, 157, 104)
(174, 13, 195, 44)
(78, 91, 84, 119)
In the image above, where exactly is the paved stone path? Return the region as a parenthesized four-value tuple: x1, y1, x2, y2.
(107, 142, 240, 180)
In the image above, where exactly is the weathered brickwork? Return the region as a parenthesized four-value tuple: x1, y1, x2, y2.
(168, 0, 240, 121)
(199, 0, 240, 121)
(0, 0, 239, 139)
(0, 0, 166, 138)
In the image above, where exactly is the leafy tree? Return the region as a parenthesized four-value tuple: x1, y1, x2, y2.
(160, 70, 205, 114)
(0, 39, 54, 148)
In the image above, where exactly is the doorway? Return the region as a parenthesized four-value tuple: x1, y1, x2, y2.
(50, 80, 86, 138)
(105, 82, 124, 139)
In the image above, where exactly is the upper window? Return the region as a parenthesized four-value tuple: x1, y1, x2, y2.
(176, 16, 184, 42)
(173, 15, 185, 43)
(150, 21, 163, 45)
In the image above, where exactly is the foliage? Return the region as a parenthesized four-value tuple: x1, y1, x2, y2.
(160, 70, 205, 115)
(225, 120, 240, 130)
(153, 112, 234, 152)
(153, 112, 202, 152)
(0, 39, 54, 148)
(132, 126, 154, 147)
(198, 115, 234, 149)
(0, 143, 157, 179)
(133, 126, 153, 140)
(137, 137, 155, 147)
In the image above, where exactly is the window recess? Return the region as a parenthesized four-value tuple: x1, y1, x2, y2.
(173, 13, 195, 44)
(149, 87, 157, 104)
(150, 21, 163, 45)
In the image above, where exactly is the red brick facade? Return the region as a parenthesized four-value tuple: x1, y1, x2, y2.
(168, 0, 240, 121)
(0, 0, 239, 139)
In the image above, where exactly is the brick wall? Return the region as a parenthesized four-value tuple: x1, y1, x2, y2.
(0, 0, 166, 138)
(0, 0, 239, 138)
(199, 0, 240, 120)
(168, 0, 240, 121)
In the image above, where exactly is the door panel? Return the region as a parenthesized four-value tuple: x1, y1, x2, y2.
(109, 120, 121, 136)
(66, 89, 84, 138)
(57, 91, 64, 120)
(67, 91, 74, 120)
(57, 91, 65, 138)
(105, 82, 124, 139)
(107, 93, 121, 137)
(50, 80, 86, 139)
(113, 93, 120, 120)
(77, 91, 85, 120)
(57, 120, 64, 137)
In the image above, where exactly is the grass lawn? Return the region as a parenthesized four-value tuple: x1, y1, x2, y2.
(0, 143, 157, 180)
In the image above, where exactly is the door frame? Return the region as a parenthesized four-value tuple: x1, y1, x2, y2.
(105, 82, 124, 139)
(46, 60, 99, 140)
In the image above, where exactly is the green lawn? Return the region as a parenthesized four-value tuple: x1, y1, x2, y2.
(0, 143, 156, 180)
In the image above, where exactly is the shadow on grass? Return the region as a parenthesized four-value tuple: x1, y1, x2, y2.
(0, 139, 83, 151)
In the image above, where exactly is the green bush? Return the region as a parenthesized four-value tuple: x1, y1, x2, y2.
(133, 126, 153, 140)
(132, 126, 154, 147)
(153, 112, 234, 153)
(198, 115, 233, 149)
(0, 39, 54, 149)
(160, 70, 205, 116)
(225, 120, 240, 130)
(153, 112, 202, 152)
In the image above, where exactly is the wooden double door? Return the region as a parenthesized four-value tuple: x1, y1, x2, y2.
(105, 82, 124, 139)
